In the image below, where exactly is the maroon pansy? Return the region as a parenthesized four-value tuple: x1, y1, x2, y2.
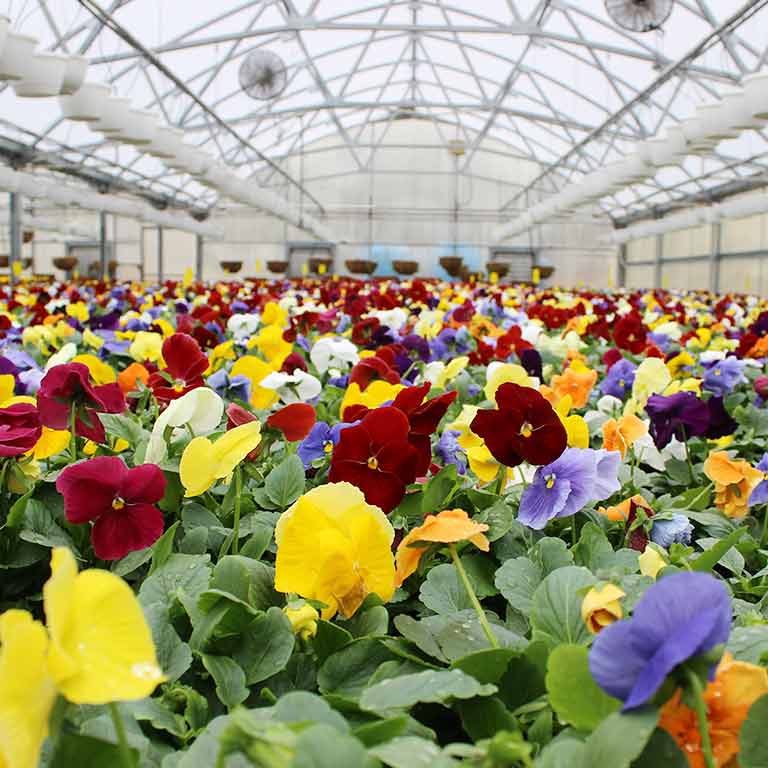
(267, 403, 317, 442)
(0, 402, 42, 456)
(149, 333, 208, 403)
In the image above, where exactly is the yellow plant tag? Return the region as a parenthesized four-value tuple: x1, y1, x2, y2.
(532, 267, 541, 285)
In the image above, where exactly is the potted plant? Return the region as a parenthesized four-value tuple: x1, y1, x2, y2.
(486, 261, 510, 279)
(309, 256, 333, 275)
(220, 260, 243, 274)
(439, 255, 463, 277)
(53, 256, 78, 271)
(267, 260, 289, 274)
(393, 260, 418, 275)
(345, 259, 377, 275)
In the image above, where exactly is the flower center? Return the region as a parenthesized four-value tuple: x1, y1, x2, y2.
(173, 381, 185, 393)
(520, 422, 533, 438)
(618, 379, 625, 388)
(545, 474, 556, 490)
(367, 456, 379, 470)
(112, 497, 125, 510)
(324, 441, 333, 454)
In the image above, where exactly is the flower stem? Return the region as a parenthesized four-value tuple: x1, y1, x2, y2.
(108, 703, 134, 768)
(231, 466, 243, 556)
(685, 668, 716, 768)
(69, 404, 78, 461)
(517, 465, 529, 490)
(449, 543, 499, 649)
(494, 464, 506, 496)
(681, 427, 696, 485)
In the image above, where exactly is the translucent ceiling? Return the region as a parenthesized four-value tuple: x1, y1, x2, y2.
(2, 0, 768, 222)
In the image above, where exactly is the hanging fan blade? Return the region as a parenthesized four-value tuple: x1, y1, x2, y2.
(239, 50, 288, 101)
(605, 0, 674, 33)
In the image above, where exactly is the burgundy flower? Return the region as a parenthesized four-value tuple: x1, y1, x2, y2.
(470, 382, 567, 468)
(349, 355, 400, 389)
(267, 403, 317, 442)
(613, 312, 648, 355)
(280, 352, 308, 374)
(37, 363, 126, 443)
(0, 403, 41, 456)
(330, 406, 418, 513)
(56, 456, 166, 560)
(755, 375, 768, 400)
(149, 333, 209, 403)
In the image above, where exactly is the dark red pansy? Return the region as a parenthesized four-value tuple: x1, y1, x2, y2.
(613, 312, 647, 355)
(148, 333, 208, 403)
(37, 362, 126, 443)
(0, 402, 42, 456)
(470, 382, 567, 468)
(330, 406, 418, 513)
(349, 355, 400, 389)
(267, 403, 317, 442)
(602, 348, 624, 371)
(56, 456, 166, 560)
(281, 352, 308, 374)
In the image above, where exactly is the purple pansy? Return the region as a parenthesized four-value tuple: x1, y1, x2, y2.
(207, 369, 252, 404)
(517, 448, 620, 530)
(645, 392, 710, 449)
(589, 572, 731, 710)
(749, 453, 768, 506)
(599, 358, 637, 400)
(650, 513, 693, 547)
(297, 421, 354, 469)
(435, 429, 467, 475)
(702, 357, 746, 396)
(704, 396, 737, 440)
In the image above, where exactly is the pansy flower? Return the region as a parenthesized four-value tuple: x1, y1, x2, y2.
(0, 402, 42, 456)
(266, 403, 317, 442)
(645, 392, 710, 449)
(297, 421, 353, 468)
(704, 451, 763, 518)
(149, 333, 208, 403)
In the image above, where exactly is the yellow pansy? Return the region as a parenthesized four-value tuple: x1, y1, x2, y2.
(65, 302, 89, 323)
(0, 374, 15, 403)
(484, 363, 532, 402)
(687, 327, 712, 350)
(82, 328, 104, 350)
(639, 545, 667, 579)
(665, 378, 702, 395)
(22, 325, 54, 352)
(554, 395, 590, 448)
(631, 357, 672, 408)
(261, 301, 288, 328)
(231, 356, 279, 409)
(435, 355, 469, 389)
(446, 405, 482, 450)
(581, 584, 625, 634)
(129, 331, 164, 364)
(666, 351, 695, 379)
(274, 483, 395, 619)
(466, 444, 508, 484)
(154, 318, 175, 338)
(249, 324, 292, 370)
(340, 380, 406, 418)
(179, 421, 262, 497)
(0, 610, 57, 768)
(284, 603, 319, 640)
(208, 340, 236, 373)
(44, 547, 165, 704)
(71, 354, 117, 385)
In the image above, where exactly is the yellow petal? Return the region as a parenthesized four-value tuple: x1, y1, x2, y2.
(32, 427, 71, 460)
(0, 610, 57, 768)
(231, 356, 279, 409)
(179, 436, 217, 497)
(211, 421, 262, 478)
(0, 375, 15, 404)
(44, 548, 165, 704)
(485, 363, 532, 402)
(639, 545, 667, 579)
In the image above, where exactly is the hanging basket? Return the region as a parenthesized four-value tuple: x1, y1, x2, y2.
(538, 266, 555, 279)
(0, 32, 37, 82)
(53, 256, 78, 271)
(309, 257, 333, 275)
(345, 259, 377, 275)
(0, 255, 8, 268)
(13, 52, 67, 98)
(439, 256, 464, 277)
(393, 260, 419, 276)
(267, 260, 289, 274)
(59, 82, 111, 122)
(92, 96, 132, 134)
(20, 257, 31, 269)
(22, 230, 34, 244)
(60, 56, 88, 96)
(220, 260, 243, 274)
(486, 261, 510, 279)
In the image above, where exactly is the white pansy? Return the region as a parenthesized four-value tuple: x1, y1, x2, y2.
(227, 313, 261, 340)
(632, 431, 686, 472)
(309, 337, 359, 374)
(368, 307, 408, 331)
(652, 321, 682, 341)
(259, 369, 322, 404)
(44, 342, 77, 371)
(699, 350, 726, 364)
(145, 387, 224, 464)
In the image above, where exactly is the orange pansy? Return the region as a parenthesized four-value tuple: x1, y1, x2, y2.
(117, 362, 150, 395)
(602, 414, 648, 458)
(598, 494, 652, 523)
(703, 451, 763, 519)
(659, 653, 768, 768)
(394, 508, 489, 587)
(549, 361, 597, 409)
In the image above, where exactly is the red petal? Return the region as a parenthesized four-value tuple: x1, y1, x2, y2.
(360, 406, 411, 443)
(470, 409, 524, 468)
(56, 456, 126, 524)
(391, 383, 431, 417)
(90, 503, 165, 560)
(162, 333, 208, 380)
(93, 382, 127, 414)
(329, 460, 405, 513)
(267, 403, 317, 442)
(226, 403, 257, 429)
(122, 463, 167, 505)
(408, 390, 457, 435)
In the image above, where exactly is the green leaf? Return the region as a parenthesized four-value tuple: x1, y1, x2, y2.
(497, 641, 548, 710)
(210, 555, 282, 611)
(49, 732, 139, 768)
(18, 499, 78, 552)
(318, 638, 396, 698)
(696, 536, 745, 575)
(546, 644, 621, 731)
(691, 527, 747, 572)
(582, 708, 659, 768)
(421, 464, 458, 514)
(419, 563, 474, 614)
(359, 669, 496, 715)
(572, 523, 615, 571)
(234, 606, 296, 684)
(265, 454, 306, 508)
(6, 487, 33, 528)
(292, 724, 371, 768)
(478, 499, 516, 542)
(99, 412, 148, 446)
(535, 738, 586, 768)
(631, 729, 688, 768)
(313, 620, 354, 663)
(457, 697, 516, 741)
(353, 716, 409, 747)
(272, 691, 349, 733)
(532, 537, 574, 574)
(148, 521, 179, 575)
(200, 654, 249, 708)
(138, 553, 212, 612)
(143, 602, 193, 682)
(451, 648, 519, 684)
(343, 605, 389, 638)
(740, 693, 768, 768)
(112, 546, 153, 577)
(495, 556, 542, 616)
(728, 625, 768, 664)
(369, 737, 451, 768)
(530, 566, 596, 650)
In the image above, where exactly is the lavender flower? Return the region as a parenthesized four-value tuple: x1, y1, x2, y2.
(749, 453, 768, 506)
(650, 514, 693, 547)
(297, 421, 354, 469)
(435, 429, 467, 475)
(645, 392, 710, 449)
(599, 358, 637, 400)
(702, 357, 746, 397)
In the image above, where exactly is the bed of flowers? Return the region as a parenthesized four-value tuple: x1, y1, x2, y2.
(2, 274, 768, 767)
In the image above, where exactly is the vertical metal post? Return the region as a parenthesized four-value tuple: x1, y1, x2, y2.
(710, 221, 722, 294)
(8, 192, 21, 286)
(157, 226, 164, 283)
(618, 244, 627, 289)
(195, 234, 204, 282)
(99, 210, 108, 279)
(654, 233, 663, 289)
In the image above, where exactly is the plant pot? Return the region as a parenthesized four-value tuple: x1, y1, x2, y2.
(393, 260, 418, 276)
(13, 52, 66, 97)
(60, 56, 88, 95)
(92, 96, 132, 134)
(486, 261, 510, 279)
(345, 259, 377, 275)
(20, 257, 31, 269)
(59, 82, 111, 122)
(0, 32, 37, 82)
(53, 257, 78, 271)
(267, 260, 289, 274)
(0, 255, 8, 268)
(439, 256, 464, 277)
(115, 109, 157, 146)
(537, 266, 555, 279)
(147, 126, 184, 160)
(22, 230, 34, 244)
(220, 261, 242, 274)
(309, 257, 333, 275)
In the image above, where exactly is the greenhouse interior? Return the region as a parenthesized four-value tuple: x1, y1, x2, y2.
(4, 2, 768, 767)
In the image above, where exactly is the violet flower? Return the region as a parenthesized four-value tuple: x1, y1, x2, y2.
(589, 572, 731, 710)
(599, 358, 636, 400)
(749, 453, 768, 506)
(645, 392, 710, 449)
(297, 421, 354, 469)
(702, 357, 746, 397)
